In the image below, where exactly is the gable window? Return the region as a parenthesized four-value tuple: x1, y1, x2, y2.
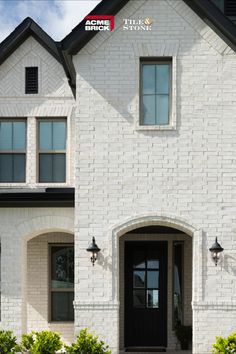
(140, 60, 171, 126)
(49, 244, 74, 322)
(0, 120, 26, 182)
(38, 119, 66, 183)
(25, 67, 38, 94)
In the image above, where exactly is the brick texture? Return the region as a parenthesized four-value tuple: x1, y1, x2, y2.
(73, 0, 236, 353)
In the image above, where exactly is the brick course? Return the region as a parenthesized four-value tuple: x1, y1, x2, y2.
(73, 0, 236, 353)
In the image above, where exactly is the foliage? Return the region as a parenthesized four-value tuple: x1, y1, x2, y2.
(20, 332, 34, 351)
(65, 329, 111, 354)
(20, 330, 63, 354)
(212, 333, 236, 353)
(0, 330, 19, 353)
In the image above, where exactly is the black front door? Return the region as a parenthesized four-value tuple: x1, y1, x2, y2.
(125, 241, 168, 348)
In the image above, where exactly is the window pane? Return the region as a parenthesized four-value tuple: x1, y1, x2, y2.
(133, 290, 145, 308)
(147, 270, 159, 288)
(39, 154, 53, 182)
(0, 154, 13, 182)
(156, 64, 169, 94)
(53, 154, 65, 182)
(133, 251, 145, 269)
(133, 270, 145, 288)
(51, 246, 74, 289)
(142, 95, 155, 125)
(39, 122, 52, 150)
(156, 95, 169, 125)
(13, 122, 26, 150)
(53, 122, 66, 150)
(147, 259, 159, 269)
(147, 290, 159, 308)
(39, 154, 65, 183)
(51, 292, 74, 321)
(13, 154, 26, 182)
(0, 122, 12, 150)
(142, 65, 155, 94)
(0, 154, 25, 182)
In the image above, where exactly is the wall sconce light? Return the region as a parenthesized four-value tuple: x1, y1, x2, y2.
(209, 237, 224, 266)
(86, 237, 101, 266)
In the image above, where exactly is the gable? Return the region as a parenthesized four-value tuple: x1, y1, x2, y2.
(0, 17, 75, 96)
(61, 0, 236, 55)
(0, 36, 73, 98)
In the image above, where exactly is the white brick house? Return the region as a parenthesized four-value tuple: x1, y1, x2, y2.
(0, 1, 235, 353)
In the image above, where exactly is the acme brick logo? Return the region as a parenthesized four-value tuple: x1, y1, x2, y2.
(85, 15, 115, 31)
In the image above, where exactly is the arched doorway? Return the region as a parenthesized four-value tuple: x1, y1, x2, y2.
(25, 231, 74, 343)
(114, 215, 197, 352)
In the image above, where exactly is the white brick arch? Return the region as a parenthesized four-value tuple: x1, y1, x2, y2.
(108, 213, 203, 303)
(17, 214, 74, 333)
(111, 213, 199, 238)
(17, 214, 74, 243)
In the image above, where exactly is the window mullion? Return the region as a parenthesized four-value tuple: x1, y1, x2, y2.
(11, 122, 14, 151)
(155, 65, 157, 125)
(11, 154, 14, 183)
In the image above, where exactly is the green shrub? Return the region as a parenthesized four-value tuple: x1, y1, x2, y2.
(65, 329, 111, 354)
(212, 333, 236, 353)
(0, 330, 19, 353)
(20, 330, 63, 354)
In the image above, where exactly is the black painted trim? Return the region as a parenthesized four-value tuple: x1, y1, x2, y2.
(61, 0, 130, 54)
(0, 17, 60, 64)
(62, 0, 236, 54)
(0, 188, 74, 207)
(183, 0, 236, 52)
(0, 0, 235, 100)
(0, 17, 75, 97)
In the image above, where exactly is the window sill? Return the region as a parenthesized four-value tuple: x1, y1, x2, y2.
(0, 183, 69, 188)
(136, 124, 176, 131)
(48, 321, 74, 324)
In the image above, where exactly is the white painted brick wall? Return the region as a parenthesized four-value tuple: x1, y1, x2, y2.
(0, 36, 76, 188)
(0, 208, 74, 338)
(0, 0, 235, 353)
(73, 0, 236, 353)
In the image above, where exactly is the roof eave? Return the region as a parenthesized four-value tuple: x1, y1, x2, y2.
(61, 0, 130, 55)
(183, 0, 236, 52)
(0, 17, 61, 65)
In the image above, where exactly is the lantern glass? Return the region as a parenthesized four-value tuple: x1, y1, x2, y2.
(86, 237, 101, 266)
(209, 237, 224, 266)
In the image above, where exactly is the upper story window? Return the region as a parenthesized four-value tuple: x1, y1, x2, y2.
(25, 67, 38, 94)
(38, 119, 67, 183)
(0, 120, 26, 182)
(140, 60, 171, 126)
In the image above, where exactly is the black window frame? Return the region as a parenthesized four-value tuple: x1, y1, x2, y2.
(49, 243, 74, 322)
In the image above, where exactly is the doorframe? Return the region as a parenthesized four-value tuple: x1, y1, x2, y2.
(109, 213, 203, 351)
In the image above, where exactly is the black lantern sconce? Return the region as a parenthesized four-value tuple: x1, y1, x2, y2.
(209, 237, 224, 266)
(86, 237, 101, 266)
